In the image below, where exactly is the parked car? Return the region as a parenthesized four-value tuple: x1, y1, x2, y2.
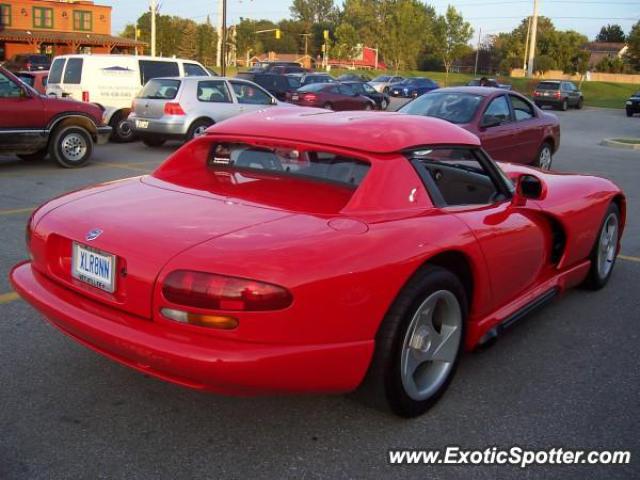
(533, 80, 583, 111)
(235, 72, 294, 101)
(286, 82, 376, 110)
(287, 72, 337, 87)
(250, 61, 303, 73)
(368, 75, 404, 94)
(129, 76, 282, 147)
(342, 80, 390, 110)
(3, 54, 51, 72)
(0, 66, 111, 167)
(337, 73, 371, 82)
(399, 87, 560, 169)
(11, 107, 625, 418)
(389, 77, 439, 98)
(625, 91, 640, 117)
(467, 78, 512, 90)
(16, 70, 49, 94)
(46, 54, 211, 142)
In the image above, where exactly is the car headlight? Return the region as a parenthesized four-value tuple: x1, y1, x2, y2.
(626, 100, 632, 105)
(403, 88, 409, 94)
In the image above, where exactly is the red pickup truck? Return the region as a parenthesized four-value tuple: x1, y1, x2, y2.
(0, 66, 111, 168)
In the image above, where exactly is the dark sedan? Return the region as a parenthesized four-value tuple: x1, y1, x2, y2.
(342, 81, 390, 110)
(625, 91, 640, 117)
(3, 54, 51, 72)
(286, 82, 375, 111)
(389, 77, 439, 98)
(399, 87, 560, 169)
(337, 73, 371, 82)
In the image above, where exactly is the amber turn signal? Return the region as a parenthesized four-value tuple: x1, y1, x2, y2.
(161, 308, 239, 329)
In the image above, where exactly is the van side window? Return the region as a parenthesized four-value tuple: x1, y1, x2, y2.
(184, 63, 207, 77)
(63, 58, 83, 84)
(49, 58, 66, 84)
(139, 60, 180, 85)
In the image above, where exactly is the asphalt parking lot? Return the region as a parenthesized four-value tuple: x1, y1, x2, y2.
(1, 106, 639, 479)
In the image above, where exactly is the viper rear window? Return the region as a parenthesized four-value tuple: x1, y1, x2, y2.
(208, 143, 370, 188)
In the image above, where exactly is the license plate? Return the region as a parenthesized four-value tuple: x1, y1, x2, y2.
(135, 119, 149, 129)
(291, 94, 299, 101)
(72, 242, 117, 293)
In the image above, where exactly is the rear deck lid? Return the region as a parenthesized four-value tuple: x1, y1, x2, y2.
(133, 78, 182, 119)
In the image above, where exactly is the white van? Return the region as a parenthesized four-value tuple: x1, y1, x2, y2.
(46, 54, 212, 142)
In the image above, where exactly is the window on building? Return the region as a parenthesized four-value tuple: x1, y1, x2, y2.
(33, 7, 53, 29)
(73, 11, 92, 31)
(0, 4, 11, 27)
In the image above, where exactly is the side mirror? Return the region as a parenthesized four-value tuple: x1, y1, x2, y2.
(19, 87, 31, 99)
(480, 115, 501, 129)
(514, 174, 544, 203)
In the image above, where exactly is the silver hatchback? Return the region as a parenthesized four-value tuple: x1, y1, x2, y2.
(129, 76, 283, 146)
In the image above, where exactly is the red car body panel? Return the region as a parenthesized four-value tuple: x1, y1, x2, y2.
(10, 109, 625, 395)
(17, 70, 49, 94)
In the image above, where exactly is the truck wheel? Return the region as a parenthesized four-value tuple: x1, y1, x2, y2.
(560, 99, 568, 111)
(49, 125, 93, 168)
(110, 113, 136, 143)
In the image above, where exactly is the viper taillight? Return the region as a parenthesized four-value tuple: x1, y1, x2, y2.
(164, 102, 185, 115)
(162, 271, 293, 311)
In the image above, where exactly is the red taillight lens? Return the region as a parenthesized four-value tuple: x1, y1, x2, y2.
(302, 93, 317, 101)
(554, 91, 561, 98)
(26, 62, 32, 70)
(162, 271, 293, 311)
(82, 91, 90, 102)
(533, 91, 540, 96)
(164, 102, 185, 115)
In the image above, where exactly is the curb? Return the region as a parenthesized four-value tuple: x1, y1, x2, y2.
(601, 139, 640, 150)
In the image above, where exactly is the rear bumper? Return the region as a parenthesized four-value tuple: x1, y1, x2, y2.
(96, 126, 112, 145)
(534, 98, 564, 107)
(129, 114, 188, 138)
(10, 262, 373, 395)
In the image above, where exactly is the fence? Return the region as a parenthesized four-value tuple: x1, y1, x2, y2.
(510, 68, 640, 84)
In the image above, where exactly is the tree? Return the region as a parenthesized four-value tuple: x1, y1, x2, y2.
(534, 54, 556, 75)
(564, 50, 590, 87)
(432, 6, 473, 85)
(596, 24, 625, 43)
(333, 22, 359, 60)
(551, 30, 588, 72)
(178, 20, 198, 60)
(196, 16, 217, 67)
(626, 21, 640, 71)
(290, 0, 335, 25)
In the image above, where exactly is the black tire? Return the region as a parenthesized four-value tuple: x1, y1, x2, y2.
(358, 266, 467, 418)
(576, 97, 584, 110)
(18, 149, 47, 162)
(323, 102, 333, 110)
(186, 119, 214, 141)
(110, 113, 136, 143)
(583, 203, 621, 290)
(534, 141, 553, 170)
(48, 125, 93, 168)
(560, 99, 568, 111)
(142, 137, 166, 147)
(626, 109, 633, 117)
(380, 98, 389, 111)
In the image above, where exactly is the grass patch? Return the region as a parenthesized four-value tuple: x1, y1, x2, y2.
(611, 138, 640, 144)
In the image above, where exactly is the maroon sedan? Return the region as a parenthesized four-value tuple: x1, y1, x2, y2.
(399, 87, 560, 169)
(287, 82, 376, 111)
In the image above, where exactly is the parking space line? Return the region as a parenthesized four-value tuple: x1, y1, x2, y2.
(0, 207, 33, 216)
(619, 254, 640, 263)
(0, 292, 20, 305)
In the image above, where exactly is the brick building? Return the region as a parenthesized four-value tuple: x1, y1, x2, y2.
(0, 0, 145, 61)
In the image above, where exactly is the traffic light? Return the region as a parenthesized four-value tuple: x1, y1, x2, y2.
(275, 29, 281, 39)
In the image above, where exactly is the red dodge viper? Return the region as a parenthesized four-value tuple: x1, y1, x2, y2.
(10, 109, 626, 417)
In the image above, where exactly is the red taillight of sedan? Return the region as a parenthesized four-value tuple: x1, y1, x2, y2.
(301, 93, 317, 102)
(164, 102, 185, 115)
(162, 270, 293, 312)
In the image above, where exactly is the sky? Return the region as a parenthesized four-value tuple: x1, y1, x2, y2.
(106, 0, 640, 42)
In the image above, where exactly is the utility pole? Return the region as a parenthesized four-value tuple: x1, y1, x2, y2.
(474, 28, 482, 76)
(526, 0, 539, 77)
(523, 15, 531, 70)
(216, 0, 223, 68)
(150, 0, 157, 57)
(221, 0, 227, 76)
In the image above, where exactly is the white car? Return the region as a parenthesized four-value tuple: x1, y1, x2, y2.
(46, 54, 212, 142)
